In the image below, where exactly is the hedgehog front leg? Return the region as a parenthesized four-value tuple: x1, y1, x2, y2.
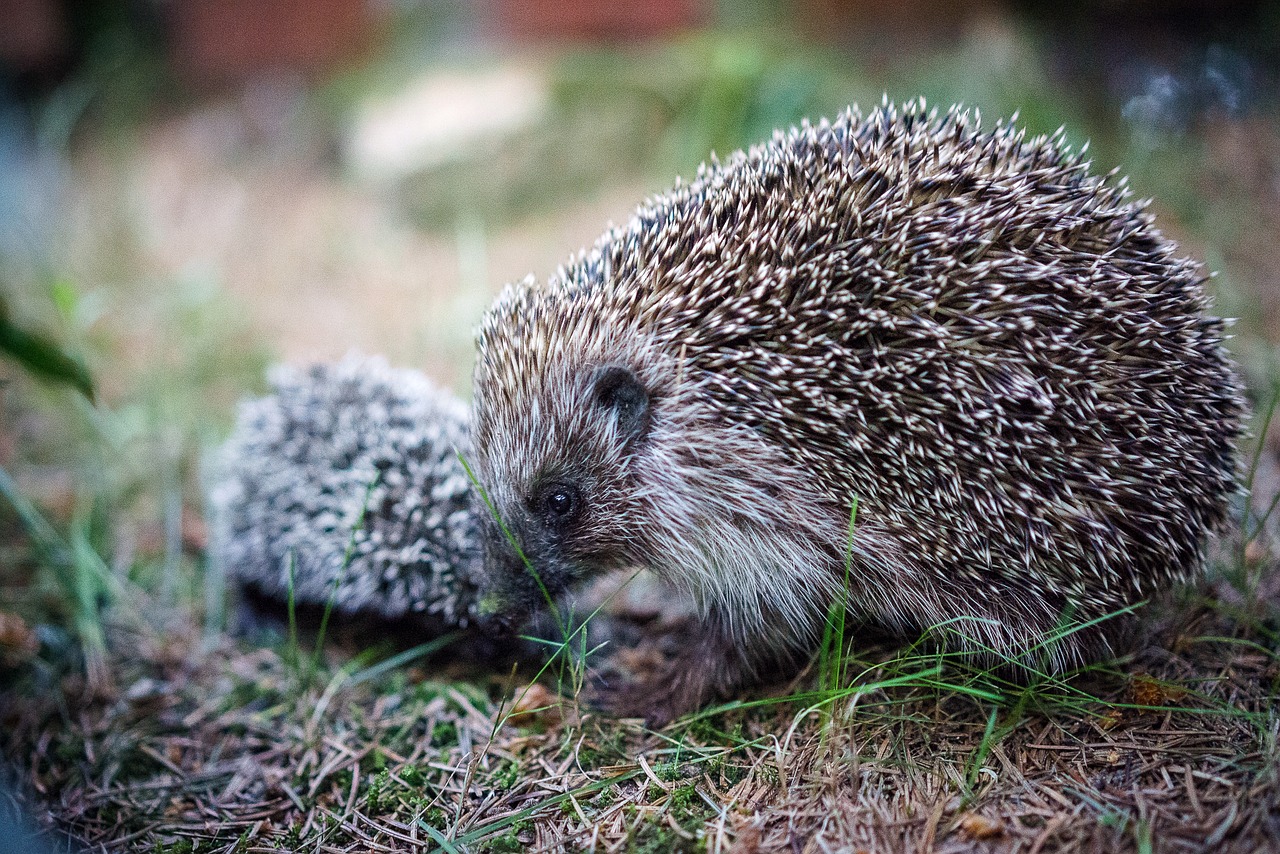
(593, 621, 759, 726)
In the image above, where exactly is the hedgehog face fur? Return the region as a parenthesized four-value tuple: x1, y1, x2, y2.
(471, 100, 1246, 721)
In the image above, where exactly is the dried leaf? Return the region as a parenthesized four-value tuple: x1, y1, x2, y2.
(0, 298, 95, 400)
(0, 611, 38, 666)
(1131, 674, 1186, 707)
(507, 682, 563, 726)
(958, 812, 1003, 839)
(1097, 706, 1126, 731)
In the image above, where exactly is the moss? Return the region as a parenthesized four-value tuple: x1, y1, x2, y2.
(493, 758, 521, 791)
(671, 784, 698, 812)
(591, 784, 617, 808)
(720, 762, 749, 787)
(653, 761, 683, 782)
(685, 716, 724, 742)
(628, 820, 703, 854)
(669, 784, 715, 839)
(572, 722, 629, 768)
(482, 819, 532, 853)
(365, 768, 392, 812)
(280, 822, 304, 849)
(430, 720, 458, 749)
(421, 807, 450, 831)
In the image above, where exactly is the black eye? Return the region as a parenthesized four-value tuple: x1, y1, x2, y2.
(538, 483, 581, 524)
(548, 489, 573, 515)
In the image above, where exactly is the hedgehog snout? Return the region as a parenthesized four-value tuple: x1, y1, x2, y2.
(474, 599, 522, 636)
(476, 516, 572, 622)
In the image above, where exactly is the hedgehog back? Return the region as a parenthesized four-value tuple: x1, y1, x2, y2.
(481, 102, 1245, 623)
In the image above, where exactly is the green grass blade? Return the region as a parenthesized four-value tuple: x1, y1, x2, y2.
(305, 474, 379, 690)
(418, 819, 463, 853)
(0, 299, 95, 400)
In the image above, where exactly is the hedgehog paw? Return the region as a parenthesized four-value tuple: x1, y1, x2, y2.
(588, 630, 743, 727)
(593, 669, 713, 728)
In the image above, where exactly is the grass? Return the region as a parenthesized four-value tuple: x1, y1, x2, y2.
(6, 583, 1275, 852)
(4, 447, 1276, 852)
(816, 499, 860, 706)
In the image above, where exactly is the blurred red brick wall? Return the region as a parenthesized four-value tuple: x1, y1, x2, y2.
(0, 0, 68, 73)
(167, 0, 377, 85)
(490, 0, 707, 42)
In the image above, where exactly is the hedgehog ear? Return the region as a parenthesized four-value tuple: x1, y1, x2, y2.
(592, 365, 650, 442)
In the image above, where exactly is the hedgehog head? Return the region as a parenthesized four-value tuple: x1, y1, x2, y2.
(471, 266, 850, 649)
(471, 281, 660, 623)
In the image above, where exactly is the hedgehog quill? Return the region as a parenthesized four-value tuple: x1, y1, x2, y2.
(471, 100, 1246, 723)
(210, 355, 487, 635)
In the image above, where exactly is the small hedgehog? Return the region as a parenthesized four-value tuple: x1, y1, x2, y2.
(208, 354, 486, 636)
(471, 100, 1247, 722)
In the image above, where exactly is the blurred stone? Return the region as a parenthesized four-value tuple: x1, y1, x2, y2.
(347, 64, 550, 185)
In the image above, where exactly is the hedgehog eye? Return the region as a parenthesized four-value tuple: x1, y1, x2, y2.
(536, 482, 581, 526)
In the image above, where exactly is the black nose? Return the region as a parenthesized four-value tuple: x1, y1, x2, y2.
(476, 607, 520, 637)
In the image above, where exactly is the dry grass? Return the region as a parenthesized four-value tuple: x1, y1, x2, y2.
(2, 555, 1277, 853)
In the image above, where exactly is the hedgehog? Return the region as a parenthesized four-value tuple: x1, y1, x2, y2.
(470, 99, 1247, 723)
(208, 354, 487, 636)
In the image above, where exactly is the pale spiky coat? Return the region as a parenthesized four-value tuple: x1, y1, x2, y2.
(472, 100, 1246, 715)
(210, 355, 486, 632)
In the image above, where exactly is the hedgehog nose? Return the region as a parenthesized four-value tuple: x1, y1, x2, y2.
(476, 608, 519, 637)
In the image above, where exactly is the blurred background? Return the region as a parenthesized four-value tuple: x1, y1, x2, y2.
(0, 0, 1277, 681)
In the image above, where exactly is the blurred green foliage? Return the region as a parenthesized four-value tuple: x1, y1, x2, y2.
(398, 30, 877, 229)
(0, 294, 94, 400)
(394, 25, 1100, 231)
(0, 267, 266, 681)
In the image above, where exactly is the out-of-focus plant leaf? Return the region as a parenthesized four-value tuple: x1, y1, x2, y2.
(0, 465, 112, 687)
(0, 296, 95, 401)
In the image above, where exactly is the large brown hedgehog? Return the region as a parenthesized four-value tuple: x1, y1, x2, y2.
(470, 100, 1246, 723)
